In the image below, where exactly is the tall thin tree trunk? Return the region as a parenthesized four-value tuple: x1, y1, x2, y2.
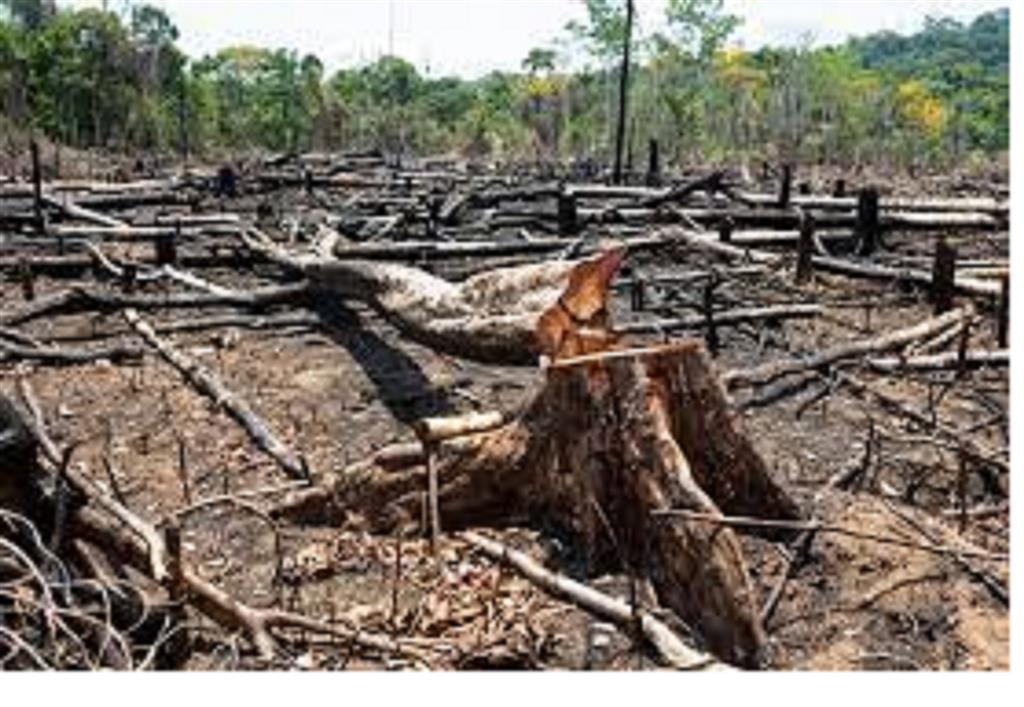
(612, 0, 634, 185)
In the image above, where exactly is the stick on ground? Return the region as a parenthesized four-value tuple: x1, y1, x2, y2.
(463, 530, 731, 671)
(122, 308, 309, 480)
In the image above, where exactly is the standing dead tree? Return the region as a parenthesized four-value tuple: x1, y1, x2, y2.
(612, 0, 635, 186)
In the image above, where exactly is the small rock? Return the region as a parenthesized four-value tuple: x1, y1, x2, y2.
(58, 404, 74, 418)
(592, 633, 611, 649)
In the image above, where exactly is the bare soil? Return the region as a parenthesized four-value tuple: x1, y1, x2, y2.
(0, 170, 1008, 671)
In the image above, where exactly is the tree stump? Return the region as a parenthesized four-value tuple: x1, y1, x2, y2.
(276, 248, 800, 667)
(303, 341, 797, 666)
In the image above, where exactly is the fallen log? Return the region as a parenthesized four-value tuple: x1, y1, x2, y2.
(0, 339, 144, 366)
(49, 224, 239, 240)
(577, 207, 999, 230)
(812, 255, 1001, 298)
(723, 307, 970, 390)
(866, 349, 1009, 373)
(658, 229, 779, 264)
(904, 317, 973, 357)
(659, 228, 999, 298)
(0, 178, 180, 198)
(883, 211, 1001, 229)
(612, 266, 768, 292)
(244, 228, 624, 366)
(0, 250, 260, 275)
(617, 304, 821, 336)
(0, 283, 309, 328)
(42, 312, 320, 344)
(737, 192, 1009, 217)
(41, 193, 127, 228)
(66, 190, 194, 210)
(332, 238, 569, 261)
(327, 231, 715, 263)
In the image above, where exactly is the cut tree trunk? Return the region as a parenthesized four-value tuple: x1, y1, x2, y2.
(279, 341, 799, 667)
(247, 241, 802, 666)
(243, 228, 625, 366)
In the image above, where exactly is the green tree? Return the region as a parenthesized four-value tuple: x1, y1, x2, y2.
(1, 0, 56, 31)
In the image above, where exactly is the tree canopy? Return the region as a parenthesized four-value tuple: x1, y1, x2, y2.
(0, 0, 1009, 168)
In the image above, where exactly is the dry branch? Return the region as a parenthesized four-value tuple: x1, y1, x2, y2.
(723, 307, 970, 389)
(122, 308, 308, 480)
(866, 349, 1009, 373)
(0, 283, 308, 328)
(651, 510, 1006, 561)
(617, 304, 821, 335)
(41, 193, 128, 228)
(464, 530, 731, 670)
(0, 339, 144, 366)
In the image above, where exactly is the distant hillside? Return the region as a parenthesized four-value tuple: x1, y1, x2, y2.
(850, 9, 1008, 76)
(847, 9, 1009, 152)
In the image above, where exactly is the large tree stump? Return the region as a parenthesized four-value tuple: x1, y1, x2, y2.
(270, 247, 799, 666)
(288, 341, 797, 666)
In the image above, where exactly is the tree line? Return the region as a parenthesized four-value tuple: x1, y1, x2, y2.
(0, 0, 1009, 170)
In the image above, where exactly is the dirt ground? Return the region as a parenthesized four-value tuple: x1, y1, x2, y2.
(0, 172, 1009, 671)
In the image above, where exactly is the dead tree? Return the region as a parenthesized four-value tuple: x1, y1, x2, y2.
(243, 229, 624, 366)
(612, 0, 635, 186)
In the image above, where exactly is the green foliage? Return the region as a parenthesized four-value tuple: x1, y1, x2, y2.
(522, 47, 556, 74)
(0, 0, 56, 31)
(0, 0, 1009, 167)
(848, 9, 1009, 153)
(565, 0, 630, 64)
(663, 0, 740, 60)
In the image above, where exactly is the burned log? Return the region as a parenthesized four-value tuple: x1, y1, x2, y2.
(0, 283, 309, 328)
(723, 307, 971, 390)
(866, 349, 1009, 373)
(662, 228, 1000, 298)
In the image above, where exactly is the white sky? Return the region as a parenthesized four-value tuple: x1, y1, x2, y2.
(64, 0, 1009, 77)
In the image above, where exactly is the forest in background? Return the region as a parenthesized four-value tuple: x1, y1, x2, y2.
(0, 0, 1010, 171)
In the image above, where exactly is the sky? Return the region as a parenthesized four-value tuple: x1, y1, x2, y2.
(64, 0, 1009, 77)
